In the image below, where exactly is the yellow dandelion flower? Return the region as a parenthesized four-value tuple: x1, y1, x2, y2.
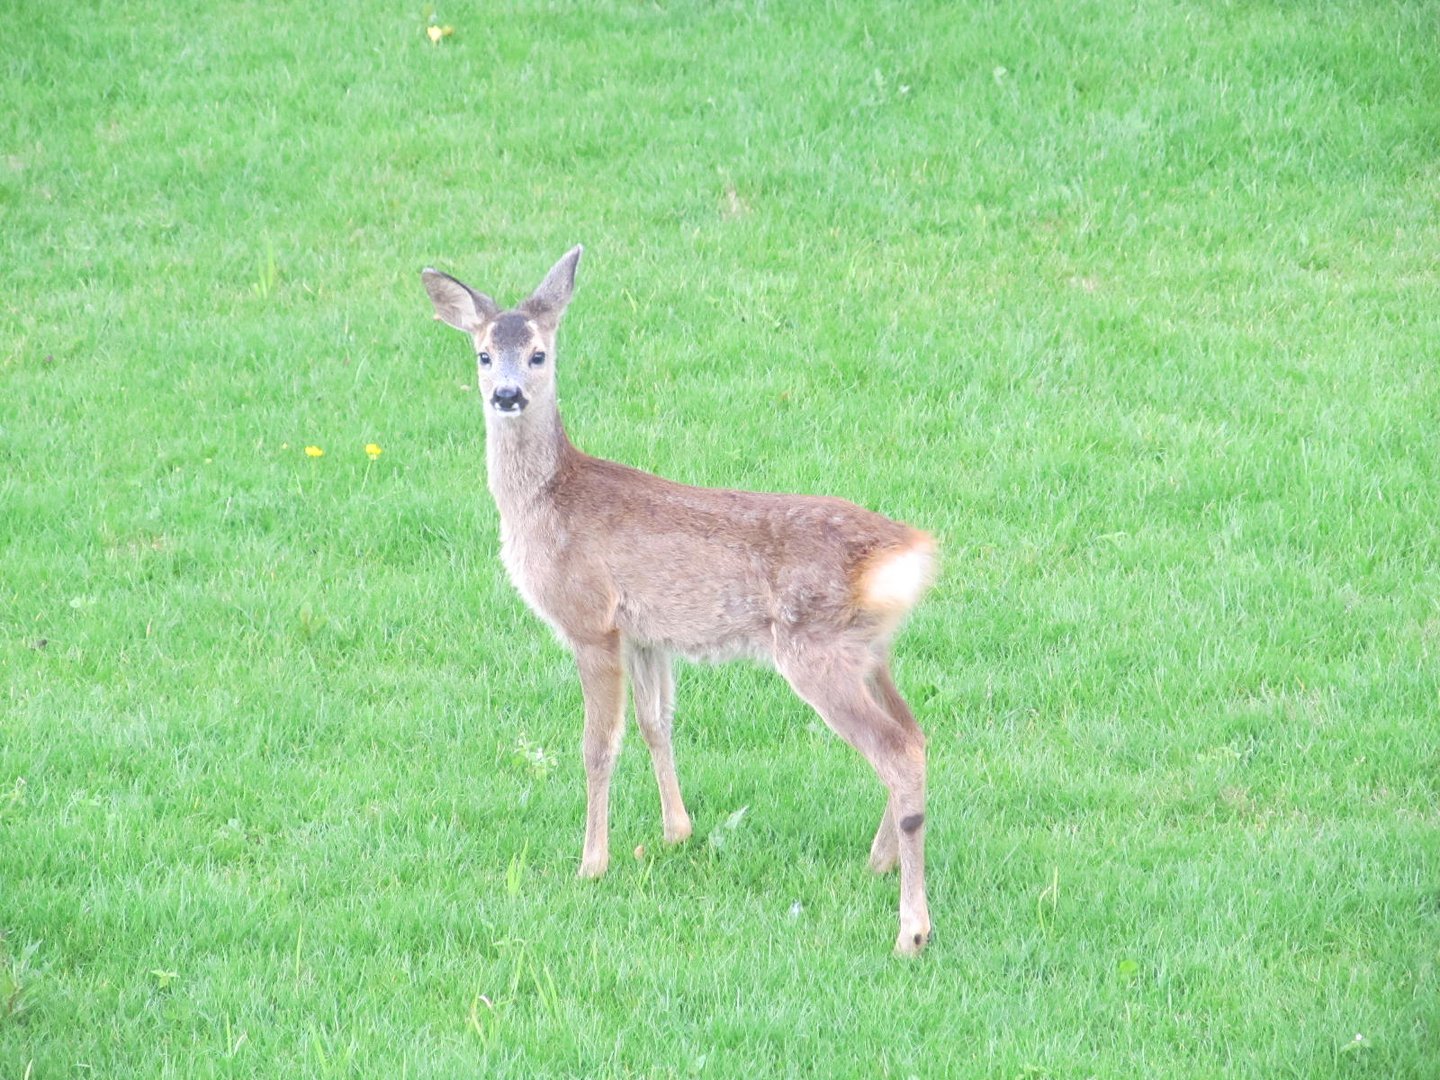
(305, 445, 324, 458)
(365, 443, 383, 461)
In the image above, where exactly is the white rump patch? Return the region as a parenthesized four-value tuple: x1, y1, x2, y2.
(859, 536, 936, 613)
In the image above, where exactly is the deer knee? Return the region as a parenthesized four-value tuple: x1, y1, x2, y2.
(583, 746, 617, 779)
(634, 699, 673, 740)
(639, 721, 674, 754)
(582, 724, 622, 773)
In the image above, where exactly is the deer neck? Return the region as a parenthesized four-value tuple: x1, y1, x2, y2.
(484, 402, 569, 523)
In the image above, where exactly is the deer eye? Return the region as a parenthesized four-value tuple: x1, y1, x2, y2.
(478, 352, 492, 368)
(529, 351, 546, 368)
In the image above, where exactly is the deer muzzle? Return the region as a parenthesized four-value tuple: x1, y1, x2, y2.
(490, 385, 528, 414)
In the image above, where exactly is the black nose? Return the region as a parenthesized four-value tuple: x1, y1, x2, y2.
(491, 386, 526, 412)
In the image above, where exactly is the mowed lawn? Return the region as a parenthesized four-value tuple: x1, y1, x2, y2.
(2, 1, 1438, 1076)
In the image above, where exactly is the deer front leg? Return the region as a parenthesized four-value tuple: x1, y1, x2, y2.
(575, 635, 625, 878)
(626, 643, 692, 845)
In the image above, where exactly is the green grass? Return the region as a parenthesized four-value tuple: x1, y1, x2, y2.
(2, 0, 1438, 1075)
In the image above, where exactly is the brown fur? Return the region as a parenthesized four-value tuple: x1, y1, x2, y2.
(421, 247, 938, 954)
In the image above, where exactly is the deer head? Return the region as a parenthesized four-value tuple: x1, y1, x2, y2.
(421, 245, 582, 419)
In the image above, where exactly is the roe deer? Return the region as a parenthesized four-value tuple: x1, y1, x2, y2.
(421, 247, 938, 953)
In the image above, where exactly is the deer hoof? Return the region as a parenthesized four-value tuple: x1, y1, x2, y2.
(663, 816, 693, 845)
(894, 923, 933, 957)
(577, 854, 609, 879)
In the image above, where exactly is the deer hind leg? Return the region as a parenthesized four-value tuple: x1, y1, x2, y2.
(868, 798, 899, 875)
(575, 634, 625, 878)
(865, 659, 916, 875)
(779, 644, 930, 955)
(625, 642, 692, 844)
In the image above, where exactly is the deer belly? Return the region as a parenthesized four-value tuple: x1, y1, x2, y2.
(613, 582, 773, 664)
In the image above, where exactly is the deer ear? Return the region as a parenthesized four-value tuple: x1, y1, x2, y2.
(421, 269, 497, 332)
(521, 245, 582, 327)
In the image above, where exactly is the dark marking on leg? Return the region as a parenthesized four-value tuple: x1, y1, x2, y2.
(900, 813, 924, 834)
